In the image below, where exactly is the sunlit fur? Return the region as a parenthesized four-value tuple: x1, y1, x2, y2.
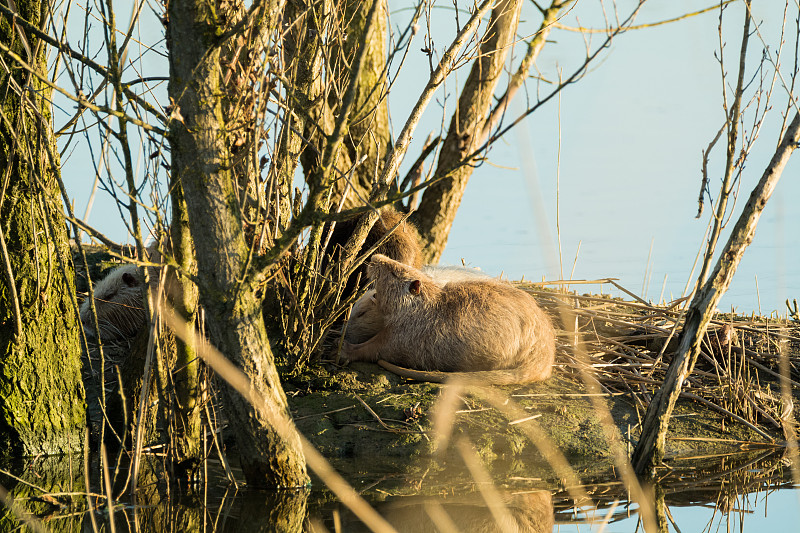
(323, 206, 423, 302)
(342, 254, 556, 385)
(344, 264, 492, 344)
(80, 264, 147, 342)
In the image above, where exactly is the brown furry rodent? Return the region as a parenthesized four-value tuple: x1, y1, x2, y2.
(80, 263, 147, 342)
(79, 240, 172, 343)
(342, 255, 555, 385)
(344, 265, 492, 344)
(324, 206, 422, 295)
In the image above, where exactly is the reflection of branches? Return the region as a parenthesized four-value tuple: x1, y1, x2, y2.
(554, 450, 793, 530)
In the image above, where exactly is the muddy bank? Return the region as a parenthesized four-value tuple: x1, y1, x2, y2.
(284, 360, 779, 490)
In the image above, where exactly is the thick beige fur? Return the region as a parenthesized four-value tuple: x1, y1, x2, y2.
(344, 264, 492, 344)
(342, 255, 555, 385)
(80, 240, 171, 343)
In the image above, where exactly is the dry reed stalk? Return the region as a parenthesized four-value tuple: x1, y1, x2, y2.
(520, 278, 799, 449)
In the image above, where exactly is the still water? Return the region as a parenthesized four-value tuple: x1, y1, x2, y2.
(2, 449, 798, 531)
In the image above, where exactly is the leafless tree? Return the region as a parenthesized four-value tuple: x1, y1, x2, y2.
(3, 0, 664, 489)
(633, 0, 800, 477)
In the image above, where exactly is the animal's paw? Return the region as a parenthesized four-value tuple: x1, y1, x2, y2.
(339, 340, 356, 361)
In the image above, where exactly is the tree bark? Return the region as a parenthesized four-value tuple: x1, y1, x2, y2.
(631, 110, 800, 476)
(166, 187, 201, 475)
(167, 0, 308, 487)
(0, 0, 85, 455)
(412, 0, 523, 263)
(288, 0, 389, 211)
(335, 0, 390, 204)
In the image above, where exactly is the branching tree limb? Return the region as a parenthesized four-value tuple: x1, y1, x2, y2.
(631, 109, 800, 476)
(412, 0, 523, 262)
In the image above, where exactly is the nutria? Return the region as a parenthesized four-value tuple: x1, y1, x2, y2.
(79, 243, 178, 447)
(342, 255, 555, 385)
(79, 240, 171, 343)
(79, 263, 147, 342)
(323, 205, 422, 298)
(343, 265, 492, 344)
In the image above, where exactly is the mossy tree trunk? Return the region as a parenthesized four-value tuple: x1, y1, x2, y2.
(0, 0, 85, 455)
(167, 0, 309, 487)
(288, 0, 390, 211)
(327, 0, 390, 207)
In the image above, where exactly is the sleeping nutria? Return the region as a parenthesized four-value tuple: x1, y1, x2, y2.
(342, 255, 555, 385)
(344, 264, 492, 344)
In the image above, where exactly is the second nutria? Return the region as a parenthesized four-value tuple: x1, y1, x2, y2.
(323, 206, 422, 299)
(80, 264, 147, 342)
(342, 255, 556, 385)
(79, 239, 174, 343)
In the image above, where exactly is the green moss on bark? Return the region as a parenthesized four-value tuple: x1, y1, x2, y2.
(0, 0, 86, 456)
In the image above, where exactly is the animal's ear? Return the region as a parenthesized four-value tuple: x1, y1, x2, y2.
(122, 272, 139, 287)
(409, 279, 421, 295)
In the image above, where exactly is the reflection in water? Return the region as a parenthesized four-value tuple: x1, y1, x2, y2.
(550, 449, 797, 531)
(105, 486, 309, 533)
(323, 491, 553, 533)
(0, 449, 796, 531)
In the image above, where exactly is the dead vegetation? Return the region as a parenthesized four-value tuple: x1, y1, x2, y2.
(521, 278, 800, 447)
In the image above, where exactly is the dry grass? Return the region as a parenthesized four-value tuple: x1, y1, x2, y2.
(519, 278, 800, 446)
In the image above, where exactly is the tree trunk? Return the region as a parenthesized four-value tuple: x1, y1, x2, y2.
(167, 0, 309, 487)
(0, 0, 85, 455)
(288, 0, 389, 210)
(412, 0, 522, 263)
(335, 0, 390, 204)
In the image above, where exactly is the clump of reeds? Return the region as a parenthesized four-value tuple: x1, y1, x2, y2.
(519, 278, 800, 444)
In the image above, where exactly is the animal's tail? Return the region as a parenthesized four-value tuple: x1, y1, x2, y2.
(377, 360, 539, 386)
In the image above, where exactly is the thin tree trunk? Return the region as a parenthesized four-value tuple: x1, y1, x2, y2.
(0, 0, 85, 455)
(167, 185, 201, 474)
(167, 0, 308, 487)
(336, 0, 390, 204)
(631, 110, 800, 476)
(412, 0, 522, 263)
